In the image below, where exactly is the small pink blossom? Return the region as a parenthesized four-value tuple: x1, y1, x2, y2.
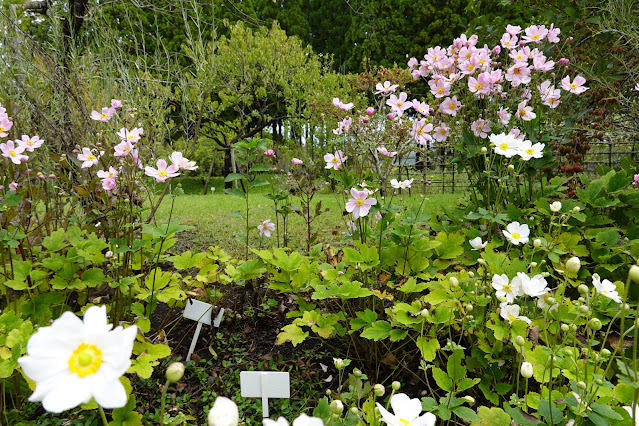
(506, 25, 522, 36)
(386, 112, 396, 120)
(561, 75, 589, 94)
(433, 122, 450, 142)
(345, 188, 377, 219)
(9, 181, 18, 191)
(333, 117, 353, 135)
(471, 119, 491, 138)
(0, 117, 13, 138)
(264, 149, 275, 157)
(17, 135, 44, 152)
(522, 25, 548, 44)
(633, 174, 639, 187)
(258, 219, 275, 237)
(412, 100, 430, 116)
(500, 33, 518, 50)
(291, 158, 303, 165)
(111, 99, 123, 109)
(390, 179, 413, 189)
(439, 96, 462, 116)
(386, 92, 412, 116)
(375, 81, 399, 94)
(101, 177, 117, 191)
(77, 148, 103, 168)
(366, 107, 375, 117)
(492, 45, 501, 55)
(116, 127, 143, 143)
(324, 150, 347, 170)
(169, 152, 198, 171)
(97, 167, 119, 180)
(505, 63, 532, 86)
(515, 101, 536, 121)
(407, 57, 418, 69)
(547, 24, 561, 43)
(497, 107, 511, 125)
(557, 58, 570, 66)
(346, 220, 357, 231)
(1, 140, 27, 164)
(144, 159, 180, 182)
(468, 73, 491, 96)
(114, 140, 135, 157)
(377, 147, 397, 158)
(332, 97, 354, 111)
(411, 119, 434, 145)
(429, 78, 451, 98)
(90, 107, 116, 122)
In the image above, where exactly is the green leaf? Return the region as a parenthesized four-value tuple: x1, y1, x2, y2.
(109, 395, 143, 426)
(471, 406, 511, 426)
(435, 232, 465, 259)
(596, 228, 621, 246)
(452, 406, 481, 423)
(416, 337, 439, 362)
(224, 173, 244, 182)
(276, 324, 308, 346)
(350, 310, 377, 331)
(249, 179, 270, 189)
(173, 251, 208, 270)
(360, 321, 391, 341)
(431, 367, 452, 392)
(224, 188, 246, 198)
(81, 268, 105, 287)
(42, 228, 68, 252)
(457, 377, 481, 392)
(503, 403, 540, 425)
(591, 403, 623, 420)
(538, 400, 563, 424)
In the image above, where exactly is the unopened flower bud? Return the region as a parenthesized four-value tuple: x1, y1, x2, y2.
(577, 381, 587, 390)
(478, 258, 487, 266)
(353, 368, 362, 377)
(105, 251, 113, 259)
(465, 304, 474, 312)
(330, 400, 344, 415)
(514, 335, 525, 347)
(589, 318, 602, 331)
(578, 284, 589, 295)
(326, 389, 332, 396)
(564, 348, 573, 357)
(601, 348, 611, 357)
(533, 239, 541, 248)
(391, 381, 401, 391)
(350, 407, 358, 414)
(629, 265, 639, 284)
(462, 395, 475, 405)
(545, 297, 557, 306)
(386, 112, 396, 120)
(561, 324, 569, 332)
(468, 271, 475, 277)
(578, 305, 590, 314)
(573, 206, 581, 212)
(166, 362, 185, 383)
(420, 309, 429, 317)
(334, 358, 345, 370)
(530, 262, 538, 268)
(449, 277, 459, 287)
(520, 362, 533, 379)
(373, 384, 385, 397)
(508, 164, 515, 171)
(481, 147, 488, 153)
(566, 257, 581, 275)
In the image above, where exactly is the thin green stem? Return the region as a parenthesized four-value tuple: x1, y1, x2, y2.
(98, 405, 109, 425)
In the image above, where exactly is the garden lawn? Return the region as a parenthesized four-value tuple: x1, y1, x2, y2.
(153, 188, 464, 258)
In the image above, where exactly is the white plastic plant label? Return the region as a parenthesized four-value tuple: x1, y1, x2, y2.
(240, 371, 291, 417)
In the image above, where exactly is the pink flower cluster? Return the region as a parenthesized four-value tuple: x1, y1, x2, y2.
(90, 99, 122, 122)
(1, 134, 45, 165)
(0, 104, 13, 138)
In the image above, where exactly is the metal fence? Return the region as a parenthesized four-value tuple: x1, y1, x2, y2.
(402, 140, 639, 193)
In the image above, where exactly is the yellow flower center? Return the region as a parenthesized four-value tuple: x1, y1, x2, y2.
(128, 135, 136, 139)
(519, 110, 526, 117)
(449, 103, 456, 110)
(517, 54, 524, 60)
(514, 68, 521, 74)
(526, 148, 534, 155)
(437, 88, 444, 94)
(467, 64, 474, 71)
(503, 284, 513, 293)
(466, 53, 471, 59)
(397, 101, 403, 107)
(532, 34, 540, 40)
(507, 314, 517, 322)
(440, 129, 446, 135)
(475, 83, 483, 90)
(332, 157, 339, 163)
(100, 113, 109, 119)
(570, 83, 578, 89)
(512, 232, 521, 240)
(87, 154, 96, 161)
(263, 224, 269, 230)
(400, 419, 411, 426)
(355, 197, 365, 207)
(9, 150, 16, 157)
(500, 143, 509, 150)
(124, 148, 130, 152)
(158, 170, 168, 177)
(0, 126, 5, 132)
(27, 140, 34, 145)
(68, 343, 103, 377)
(108, 172, 114, 177)
(418, 128, 425, 135)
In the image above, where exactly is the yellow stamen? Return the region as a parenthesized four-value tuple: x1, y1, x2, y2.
(68, 343, 102, 377)
(355, 198, 364, 207)
(8, 150, 16, 157)
(332, 157, 339, 163)
(87, 154, 96, 161)
(158, 170, 168, 177)
(526, 148, 534, 155)
(512, 232, 521, 240)
(500, 143, 509, 150)
(475, 83, 483, 90)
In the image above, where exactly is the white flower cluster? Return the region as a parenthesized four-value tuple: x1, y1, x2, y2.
(490, 132, 544, 161)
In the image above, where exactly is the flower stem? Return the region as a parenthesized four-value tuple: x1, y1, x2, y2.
(98, 406, 108, 426)
(159, 378, 170, 426)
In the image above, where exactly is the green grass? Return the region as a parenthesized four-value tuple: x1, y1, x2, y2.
(154, 187, 466, 258)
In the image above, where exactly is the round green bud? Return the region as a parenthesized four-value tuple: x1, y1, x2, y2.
(420, 309, 429, 317)
(177, 183, 182, 188)
(330, 400, 344, 415)
(578, 285, 589, 295)
(373, 384, 385, 397)
(391, 381, 401, 391)
(601, 348, 611, 357)
(577, 381, 587, 390)
(566, 257, 581, 275)
(468, 271, 475, 278)
(564, 348, 574, 357)
(630, 265, 639, 284)
(353, 368, 362, 377)
(350, 407, 358, 414)
(578, 305, 590, 314)
(334, 358, 345, 370)
(545, 297, 557, 306)
(514, 335, 526, 347)
(465, 304, 474, 312)
(508, 164, 515, 171)
(326, 389, 332, 396)
(561, 324, 570, 332)
(589, 318, 602, 331)
(165, 362, 185, 383)
(462, 395, 475, 405)
(449, 277, 459, 287)
(595, 378, 603, 385)
(530, 262, 538, 268)
(533, 239, 542, 248)
(481, 147, 488, 153)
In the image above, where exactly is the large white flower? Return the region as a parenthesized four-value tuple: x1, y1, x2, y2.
(492, 274, 522, 303)
(18, 306, 137, 413)
(503, 222, 530, 245)
(376, 393, 436, 426)
(517, 140, 544, 161)
(512, 272, 548, 298)
(592, 274, 622, 303)
(499, 302, 531, 324)
(490, 133, 523, 158)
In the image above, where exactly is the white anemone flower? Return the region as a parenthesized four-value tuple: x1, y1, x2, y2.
(208, 396, 239, 426)
(17, 305, 137, 413)
(499, 302, 532, 324)
(512, 272, 548, 298)
(503, 222, 530, 245)
(490, 133, 522, 158)
(469, 236, 487, 250)
(517, 140, 545, 160)
(592, 274, 622, 303)
(376, 393, 436, 426)
(549, 201, 562, 212)
(492, 273, 522, 303)
(537, 293, 559, 311)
